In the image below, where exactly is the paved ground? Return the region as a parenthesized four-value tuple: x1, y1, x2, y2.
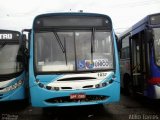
(0, 94, 160, 120)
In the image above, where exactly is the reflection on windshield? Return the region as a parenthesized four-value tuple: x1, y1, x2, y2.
(35, 30, 113, 72)
(153, 28, 160, 66)
(35, 32, 75, 72)
(0, 44, 23, 75)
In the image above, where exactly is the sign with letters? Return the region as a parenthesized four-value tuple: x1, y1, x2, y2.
(0, 34, 12, 40)
(78, 59, 112, 70)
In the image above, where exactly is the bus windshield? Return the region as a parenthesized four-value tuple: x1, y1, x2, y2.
(0, 44, 23, 75)
(35, 30, 113, 72)
(153, 28, 160, 66)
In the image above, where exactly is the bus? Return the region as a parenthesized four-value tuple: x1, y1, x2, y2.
(29, 13, 120, 107)
(119, 13, 160, 99)
(0, 30, 28, 102)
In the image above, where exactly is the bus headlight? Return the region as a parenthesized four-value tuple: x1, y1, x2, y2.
(37, 82, 60, 91)
(38, 83, 44, 88)
(95, 84, 100, 88)
(53, 87, 60, 91)
(4, 80, 23, 93)
(102, 82, 107, 87)
(46, 86, 52, 90)
(95, 78, 115, 88)
(95, 82, 108, 88)
(17, 80, 23, 85)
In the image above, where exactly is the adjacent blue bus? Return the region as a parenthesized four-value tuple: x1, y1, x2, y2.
(0, 30, 28, 101)
(29, 13, 120, 107)
(119, 13, 160, 99)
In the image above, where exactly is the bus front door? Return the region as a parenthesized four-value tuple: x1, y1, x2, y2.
(130, 33, 147, 94)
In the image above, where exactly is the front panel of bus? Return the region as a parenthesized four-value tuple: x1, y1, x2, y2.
(29, 13, 120, 107)
(0, 30, 26, 101)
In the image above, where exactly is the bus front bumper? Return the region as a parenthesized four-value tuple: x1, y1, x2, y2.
(30, 82, 120, 107)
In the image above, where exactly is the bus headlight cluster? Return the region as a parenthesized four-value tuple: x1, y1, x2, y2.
(37, 80, 60, 91)
(36, 75, 116, 91)
(38, 82, 60, 91)
(3, 80, 23, 93)
(95, 79, 114, 88)
(46, 86, 60, 91)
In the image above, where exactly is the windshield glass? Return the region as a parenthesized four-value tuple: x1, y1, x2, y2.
(153, 28, 160, 66)
(35, 30, 113, 72)
(0, 44, 23, 75)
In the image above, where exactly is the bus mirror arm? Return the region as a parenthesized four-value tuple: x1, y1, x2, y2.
(21, 34, 29, 58)
(23, 48, 29, 71)
(24, 48, 29, 59)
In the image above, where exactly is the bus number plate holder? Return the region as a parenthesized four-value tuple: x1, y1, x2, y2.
(70, 93, 86, 99)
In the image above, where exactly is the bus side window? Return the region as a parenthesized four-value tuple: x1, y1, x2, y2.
(120, 35, 129, 59)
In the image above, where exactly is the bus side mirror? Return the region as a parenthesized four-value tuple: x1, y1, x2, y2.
(21, 34, 29, 58)
(17, 55, 23, 62)
(146, 30, 153, 43)
(22, 34, 26, 41)
(24, 48, 29, 59)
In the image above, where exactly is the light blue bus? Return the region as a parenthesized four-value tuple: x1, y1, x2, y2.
(0, 30, 28, 102)
(29, 13, 120, 107)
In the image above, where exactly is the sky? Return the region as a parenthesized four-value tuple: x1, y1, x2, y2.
(0, 0, 160, 34)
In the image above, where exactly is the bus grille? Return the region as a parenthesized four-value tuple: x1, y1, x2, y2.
(45, 95, 108, 103)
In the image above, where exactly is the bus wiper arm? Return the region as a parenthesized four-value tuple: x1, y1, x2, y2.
(91, 28, 95, 53)
(91, 28, 95, 62)
(53, 32, 65, 53)
(53, 32, 67, 65)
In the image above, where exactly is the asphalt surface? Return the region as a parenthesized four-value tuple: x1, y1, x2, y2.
(0, 94, 160, 120)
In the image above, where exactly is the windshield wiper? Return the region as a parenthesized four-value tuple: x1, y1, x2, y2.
(91, 28, 95, 53)
(53, 32, 65, 53)
(53, 32, 68, 65)
(91, 28, 95, 62)
(63, 37, 68, 65)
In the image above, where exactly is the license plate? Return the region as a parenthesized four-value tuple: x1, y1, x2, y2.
(70, 93, 86, 99)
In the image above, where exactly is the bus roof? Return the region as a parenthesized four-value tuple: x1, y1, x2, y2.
(119, 12, 160, 39)
(33, 12, 112, 29)
(34, 12, 111, 20)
